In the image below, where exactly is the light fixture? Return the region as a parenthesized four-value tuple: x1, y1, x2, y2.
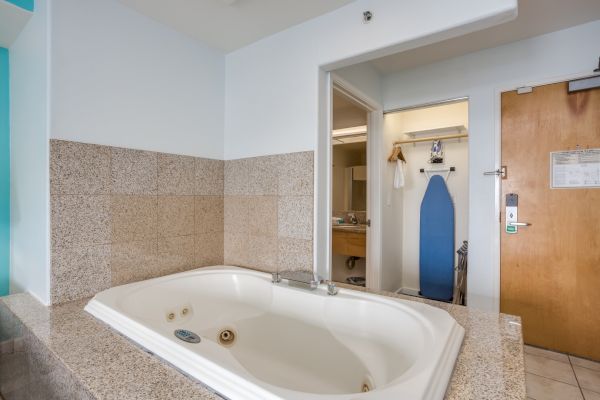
(332, 125, 367, 138)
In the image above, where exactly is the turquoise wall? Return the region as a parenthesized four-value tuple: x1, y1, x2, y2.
(5, 0, 34, 11)
(0, 48, 8, 296)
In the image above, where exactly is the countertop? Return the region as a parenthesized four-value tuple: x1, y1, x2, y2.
(0, 285, 525, 400)
(332, 224, 367, 234)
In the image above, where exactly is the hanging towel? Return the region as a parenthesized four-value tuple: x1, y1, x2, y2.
(393, 159, 405, 189)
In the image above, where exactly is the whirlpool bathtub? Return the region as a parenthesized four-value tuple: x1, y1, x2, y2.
(85, 267, 464, 400)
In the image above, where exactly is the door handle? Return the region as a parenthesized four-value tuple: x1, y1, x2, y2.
(508, 222, 531, 227)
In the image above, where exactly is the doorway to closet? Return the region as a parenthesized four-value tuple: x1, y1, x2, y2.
(382, 99, 469, 303)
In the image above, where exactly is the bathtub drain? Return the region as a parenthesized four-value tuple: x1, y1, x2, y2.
(174, 329, 201, 344)
(218, 328, 236, 347)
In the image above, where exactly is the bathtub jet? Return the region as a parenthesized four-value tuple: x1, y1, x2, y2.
(85, 266, 464, 400)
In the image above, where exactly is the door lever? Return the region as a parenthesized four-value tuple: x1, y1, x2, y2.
(508, 222, 531, 227)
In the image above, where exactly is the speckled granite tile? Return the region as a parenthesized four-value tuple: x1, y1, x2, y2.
(247, 234, 278, 272)
(277, 237, 313, 271)
(194, 196, 224, 234)
(50, 139, 111, 195)
(1, 278, 524, 400)
(223, 232, 248, 266)
(158, 235, 195, 274)
(111, 147, 158, 195)
(0, 301, 95, 399)
(50, 244, 111, 304)
(1, 296, 221, 400)
(52, 195, 111, 248)
(248, 155, 278, 195)
(224, 158, 249, 195)
(111, 195, 158, 243)
(278, 195, 313, 240)
(248, 195, 277, 237)
(194, 232, 224, 267)
(158, 196, 194, 238)
(111, 240, 159, 286)
(277, 151, 313, 196)
(195, 158, 224, 196)
(224, 195, 249, 234)
(158, 153, 195, 195)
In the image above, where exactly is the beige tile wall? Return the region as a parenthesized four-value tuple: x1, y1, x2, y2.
(223, 152, 314, 273)
(49, 140, 314, 304)
(49, 140, 224, 304)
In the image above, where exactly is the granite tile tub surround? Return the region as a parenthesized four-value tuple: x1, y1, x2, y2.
(50, 139, 224, 305)
(0, 302, 94, 399)
(0, 288, 525, 400)
(224, 151, 314, 273)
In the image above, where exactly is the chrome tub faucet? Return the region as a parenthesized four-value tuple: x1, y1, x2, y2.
(272, 270, 338, 295)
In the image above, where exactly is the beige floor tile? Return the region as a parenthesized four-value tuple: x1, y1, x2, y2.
(575, 366, 600, 393)
(571, 356, 600, 372)
(525, 353, 578, 385)
(525, 345, 570, 363)
(526, 373, 583, 400)
(583, 389, 600, 400)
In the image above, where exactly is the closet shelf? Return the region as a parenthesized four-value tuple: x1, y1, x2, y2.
(405, 125, 466, 138)
(393, 132, 468, 146)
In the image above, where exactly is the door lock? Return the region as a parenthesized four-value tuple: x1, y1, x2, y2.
(505, 193, 531, 234)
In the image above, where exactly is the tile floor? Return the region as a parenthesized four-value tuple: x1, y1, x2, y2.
(525, 345, 600, 400)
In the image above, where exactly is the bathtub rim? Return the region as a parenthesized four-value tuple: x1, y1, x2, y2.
(85, 266, 465, 400)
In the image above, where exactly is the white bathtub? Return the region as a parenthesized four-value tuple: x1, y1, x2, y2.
(85, 267, 464, 400)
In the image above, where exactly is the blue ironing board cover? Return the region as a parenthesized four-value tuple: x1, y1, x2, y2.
(419, 175, 455, 301)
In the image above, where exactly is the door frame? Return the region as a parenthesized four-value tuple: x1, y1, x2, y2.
(493, 71, 596, 310)
(322, 72, 383, 290)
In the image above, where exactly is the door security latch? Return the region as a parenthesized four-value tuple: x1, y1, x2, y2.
(484, 166, 507, 179)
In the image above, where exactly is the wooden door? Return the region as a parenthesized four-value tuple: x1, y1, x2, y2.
(500, 81, 600, 360)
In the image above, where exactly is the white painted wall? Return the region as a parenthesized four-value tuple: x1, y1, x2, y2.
(50, 0, 225, 159)
(224, 0, 517, 160)
(382, 102, 469, 293)
(9, 0, 50, 304)
(382, 20, 600, 311)
(334, 63, 382, 109)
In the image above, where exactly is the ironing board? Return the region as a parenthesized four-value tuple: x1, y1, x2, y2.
(419, 175, 455, 302)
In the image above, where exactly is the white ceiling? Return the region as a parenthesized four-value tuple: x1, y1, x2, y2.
(369, 0, 600, 75)
(118, 0, 355, 52)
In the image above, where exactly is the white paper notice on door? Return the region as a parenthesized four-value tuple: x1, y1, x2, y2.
(551, 149, 600, 189)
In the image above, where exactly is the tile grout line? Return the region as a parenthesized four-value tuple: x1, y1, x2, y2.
(568, 355, 587, 399)
(526, 370, 580, 386)
(525, 346, 600, 399)
(524, 350, 581, 388)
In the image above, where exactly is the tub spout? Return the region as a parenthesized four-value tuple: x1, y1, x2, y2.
(326, 281, 339, 296)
